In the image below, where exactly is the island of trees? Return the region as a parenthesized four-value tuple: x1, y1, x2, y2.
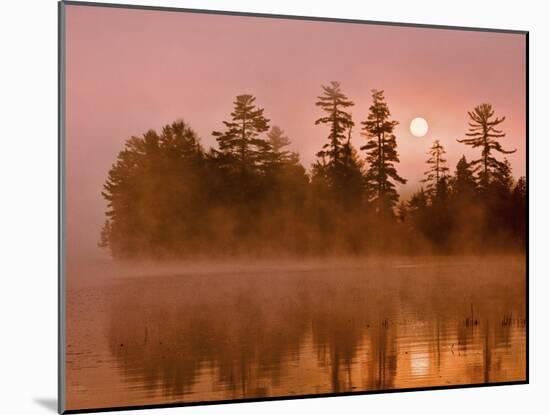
(99, 82, 526, 258)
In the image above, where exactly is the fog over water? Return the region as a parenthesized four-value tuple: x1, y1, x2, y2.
(63, 5, 526, 411)
(66, 255, 526, 410)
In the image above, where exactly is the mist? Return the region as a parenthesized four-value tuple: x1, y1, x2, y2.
(63, 5, 526, 411)
(64, 5, 526, 261)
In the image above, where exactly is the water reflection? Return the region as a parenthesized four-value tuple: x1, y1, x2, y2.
(66, 257, 526, 409)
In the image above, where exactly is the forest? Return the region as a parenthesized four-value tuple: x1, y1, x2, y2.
(99, 82, 526, 258)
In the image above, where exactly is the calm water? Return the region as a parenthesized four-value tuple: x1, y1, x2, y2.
(66, 256, 526, 410)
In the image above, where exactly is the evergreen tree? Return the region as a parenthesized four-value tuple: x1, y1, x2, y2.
(361, 89, 406, 214)
(212, 94, 270, 174)
(457, 103, 516, 190)
(514, 176, 527, 198)
(433, 176, 450, 206)
(257, 126, 309, 253)
(340, 123, 366, 207)
(422, 140, 449, 200)
(452, 155, 477, 197)
(513, 176, 527, 206)
(267, 126, 291, 158)
(97, 93, 526, 257)
(261, 125, 298, 171)
(484, 158, 516, 244)
(408, 188, 428, 214)
(100, 129, 162, 257)
(511, 176, 527, 244)
(261, 126, 305, 180)
(100, 121, 206, 257)
(491, 158, 514, 192)
(314, 81, 354, 168)
(430, 174, 452, 246)
(445, 155, 484, 251)
(314, 82, 363, 206)
(407, 188, 429, 234)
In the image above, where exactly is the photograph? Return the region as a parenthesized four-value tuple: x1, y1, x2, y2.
(61, 1, 527, 412)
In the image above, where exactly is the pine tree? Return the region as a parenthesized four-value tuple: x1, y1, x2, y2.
(513, 176, 527, 202)
(457, 103, 516, 190)
(314, 81, 354, 168)
(100, 130, 162, 257)
(314, 82, 364, 207)
(267, 126, 291, 155)
(100, 121, 206, 257)
(433, 176, 450, 205)
(447, 155, 485, 251)
(422, 140, 449, 200)
(361, 89, 406, 214)
(511, 176, 527, 244)
(311, 155, 329, 187)
(407, 188, 429, 234)
(263, 125, 294, 167)
(452, 155, 477, 197)
(408, 188, 428, 212)
(484, 158, 516, 241)
(491, 158, 514, 192)
(212, 94, 270, 174)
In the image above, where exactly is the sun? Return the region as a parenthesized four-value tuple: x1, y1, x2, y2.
(410, 117, 429, 137)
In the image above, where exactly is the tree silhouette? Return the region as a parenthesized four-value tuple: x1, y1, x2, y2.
(491, 158, 514, 192)
(313, 82, 364, 208)
(457, 103, 516, 190)
(511, 176, 527, 245)
(406, 187, 429, 234)
(315, 81, 354, 168)
(98, 92, 526, 258)
(262, 125, 297, 170)
(100, 121, 206, 257)
(422, 140, 449, 200)
(212, 94, 270, 174)
(267, 126, 291, 156)
(261, 126, 307, 188)
(482, 158, 517, 245)
(340, 123, 365, 208)
(361, 89, 406, 214)
(452, 156, 477, 197)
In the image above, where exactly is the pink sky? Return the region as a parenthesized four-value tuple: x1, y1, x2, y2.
(65, 4, 526, 259)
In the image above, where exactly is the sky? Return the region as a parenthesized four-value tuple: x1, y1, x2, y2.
(65, 4, 526, 259)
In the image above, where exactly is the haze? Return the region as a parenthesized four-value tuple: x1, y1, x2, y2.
(65, 5, 526, 259)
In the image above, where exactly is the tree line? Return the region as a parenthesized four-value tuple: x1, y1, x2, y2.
(99, 82, 526, 258)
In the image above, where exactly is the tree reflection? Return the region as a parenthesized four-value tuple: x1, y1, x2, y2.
(104, 260, 525, 401)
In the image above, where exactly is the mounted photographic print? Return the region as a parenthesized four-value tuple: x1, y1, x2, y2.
(59, 1, 528, 413)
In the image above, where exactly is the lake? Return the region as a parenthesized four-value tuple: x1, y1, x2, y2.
(65, 255, 526, 410)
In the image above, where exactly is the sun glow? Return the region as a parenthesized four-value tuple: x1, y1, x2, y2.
(410, 117, 429, 137)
